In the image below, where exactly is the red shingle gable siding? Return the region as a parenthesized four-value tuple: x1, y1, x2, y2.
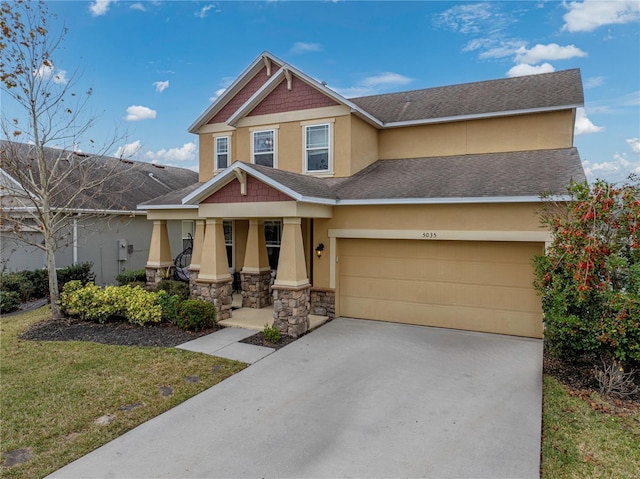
(248, 76, 339, 116)
(208, 66, 272, 124)
(202, 176, 293, 203)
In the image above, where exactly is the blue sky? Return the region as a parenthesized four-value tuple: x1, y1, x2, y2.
(4, 0, 640, 183)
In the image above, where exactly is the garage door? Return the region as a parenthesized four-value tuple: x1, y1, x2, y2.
(338, 239, 544, 338)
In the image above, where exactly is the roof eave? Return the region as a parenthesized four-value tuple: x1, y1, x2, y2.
(335, 195, 572, 205)
(381, 104, 584, 128)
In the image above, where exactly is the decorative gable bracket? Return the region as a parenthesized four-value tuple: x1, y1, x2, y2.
(234, 169, 247, 196)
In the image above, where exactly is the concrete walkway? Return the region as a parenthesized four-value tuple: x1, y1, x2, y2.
(49, 318, 543, 479)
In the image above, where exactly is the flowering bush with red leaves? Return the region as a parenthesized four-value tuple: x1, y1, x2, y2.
(534, 177, 640, 363)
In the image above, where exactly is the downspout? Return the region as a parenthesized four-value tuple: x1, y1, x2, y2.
(73, 215, 78, 265)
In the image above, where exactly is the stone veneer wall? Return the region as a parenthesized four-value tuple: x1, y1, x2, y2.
(241, 271, 273, 309)
(192, 279, 233, 321)
(272, 284, 310, 338)
(145, 266, 173, 286)
(310, 287, 335, 319)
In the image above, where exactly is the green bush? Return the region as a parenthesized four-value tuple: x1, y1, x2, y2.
(175, 299, 216, 331)
(0, 273, 34, 302)
(155, 280, 190, 300)
(157, 291, 180, 323)
(263, 323, 281, 343)
(0, 291, 21, 314)
(57, 262, 95, 291)
(116, 269, 147, 285)
(22, 269, 49, 298)
(60, 281, 161, 325)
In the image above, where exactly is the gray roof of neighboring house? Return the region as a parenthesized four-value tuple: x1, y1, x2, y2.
(140, 182, 203, 206)
(350, 69, 584, 124)
(0, 141, 198, 211)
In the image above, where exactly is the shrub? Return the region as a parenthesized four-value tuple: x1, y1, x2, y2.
(22, 269, 49, 298)
(0, 291, 21, 314)
(534, 178, 640, 363)
(155, 280, 190, 300)
(116, 269, 147, 285)
(263, 323, 281, 343)
(157, 291, 180, 323)
(0, 273, 34, 302)
(60, 281, 161, 325)
(175, 299, 216, 331)
(57, 262, 95, 291)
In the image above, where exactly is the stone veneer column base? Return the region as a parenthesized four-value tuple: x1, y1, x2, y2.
(272, 284, 311, 338)
(188, 268, 200, 298)
(145, 266, 173, 286)
(310, 287, 335, 319)
(241, 271, 273, 309)
(192, 278, 233, 321)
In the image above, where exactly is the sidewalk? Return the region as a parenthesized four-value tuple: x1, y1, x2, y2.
(176, 327, 275, 363)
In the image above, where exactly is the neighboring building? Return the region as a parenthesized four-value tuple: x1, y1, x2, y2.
(140, 51, 586, 338)
(0, 141, 198, 284)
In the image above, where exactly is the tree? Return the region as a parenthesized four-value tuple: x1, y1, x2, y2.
(534, 177, 640, 363)
(0, 0, 129, 319)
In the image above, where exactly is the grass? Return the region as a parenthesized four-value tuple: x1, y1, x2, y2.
(0, 307, 246, 479)
(541, 375, 640, 479)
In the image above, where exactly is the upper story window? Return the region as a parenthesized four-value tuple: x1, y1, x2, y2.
(215, 136, 229, 170)
(305, 124, 330, 172)
(253, 129, 275, 168)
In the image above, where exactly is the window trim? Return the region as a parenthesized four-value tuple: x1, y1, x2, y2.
(303, 123, 332, 174)
(214, 136, 230, 171)
(251, 128, 277, 168)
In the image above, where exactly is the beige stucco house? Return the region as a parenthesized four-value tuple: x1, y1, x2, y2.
(140, 51, 586, 338)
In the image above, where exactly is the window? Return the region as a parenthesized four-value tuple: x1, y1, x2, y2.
(253, 130, 275, 167)
(305, 124, 330, 172)
(264, 220, 281, 270)
(181, 221, 194, 251)
(223, 220, 233, 269)
(215, 137, 229, 170)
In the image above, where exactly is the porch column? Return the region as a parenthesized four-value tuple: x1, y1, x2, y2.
(145, 220, 173, 285)
(273, 217, 310, 337)
(188, 219, 206, 294)
(241, 219, 272, 308)
(193, 218, 233, 320)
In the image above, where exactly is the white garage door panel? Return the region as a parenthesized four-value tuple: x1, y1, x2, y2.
(338, 239, 543, 338)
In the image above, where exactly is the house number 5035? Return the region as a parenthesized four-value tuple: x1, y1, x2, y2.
(421, 232, 437, 239)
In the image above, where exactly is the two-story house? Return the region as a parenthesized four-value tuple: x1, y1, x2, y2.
(140, 51, 586, 338)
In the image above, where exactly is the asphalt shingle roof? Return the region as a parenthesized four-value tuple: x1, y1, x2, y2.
(350, 69, 584, 124)
(0, 141, 198, 211)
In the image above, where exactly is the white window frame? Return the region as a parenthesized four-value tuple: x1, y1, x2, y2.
(303, 123, 332, 173)
(214, 136, 230, 171)
(251, 128, 277, 168)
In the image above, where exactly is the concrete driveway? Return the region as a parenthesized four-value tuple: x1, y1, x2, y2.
(49, 318, 543, 479)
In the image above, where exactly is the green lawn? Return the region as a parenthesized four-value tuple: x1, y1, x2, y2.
(541, 375, 640, 479)
(0, 307, 246, 479)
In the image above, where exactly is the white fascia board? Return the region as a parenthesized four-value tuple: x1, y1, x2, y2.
(137, 203, 197, 211)
(227, 69, 286, 127)
(188, 52, 285, 133)
(334, 195, 571, 206)
(382, 104, 584, 128)
(4, 206, 148, 215)
(0, 168, 40, 200)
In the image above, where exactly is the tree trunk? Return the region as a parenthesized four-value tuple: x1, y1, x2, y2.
(45, 237, 62, 320)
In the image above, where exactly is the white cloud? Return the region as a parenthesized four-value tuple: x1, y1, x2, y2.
(574, 107, 604, 135)
(584, 76, 605, 89)
(627, 138, 640, 154)
(506, 62, 555, 77)
(583, 152, 640, 183)
(476, 40, 527, 59)
(209, 88, 227, 102)
(89, 0, 114, 17)
(290, 42, 323, 54)
(563, 0, 640, 32)
(514, 43, 587, 64)
(360, 72, 413, 88)
(113, 140, 142, 159)
(130, 3, 146, 11)
(433, 3, 493, 34)
(153, 80, 169, 93)
(34, 63, 68, 84)
(144, 142, 197, 163)
(124, 105, 157, 121)
(195, 4, 217, 18)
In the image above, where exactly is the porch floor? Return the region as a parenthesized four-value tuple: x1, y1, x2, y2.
(220, 294, 329, 332)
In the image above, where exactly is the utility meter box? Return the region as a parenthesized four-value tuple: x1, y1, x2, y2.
(117, 240, 128, 261)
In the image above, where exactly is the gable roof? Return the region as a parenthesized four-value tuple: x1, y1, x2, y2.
(0, 141, 198, 212)
(188, 51, 584, 132)
(350, 69, 584, 125)
(165, 148, 583, 209)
